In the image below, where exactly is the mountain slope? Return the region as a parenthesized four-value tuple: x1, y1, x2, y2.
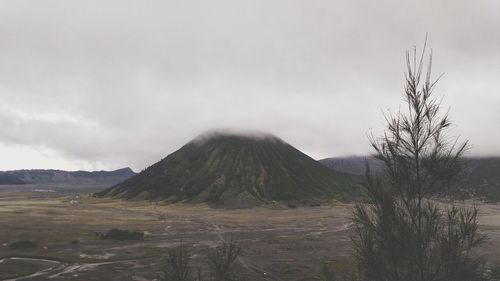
(97, 132, 362, 204)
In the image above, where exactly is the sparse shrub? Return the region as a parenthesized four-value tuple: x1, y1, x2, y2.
(319, 263, 336, 281)
(208, 239, 242, 281)
(159, 242, 192, 281)
(101, 229, 144, 241)
(9, 240, 37, 250)
(159, 240, 242, 281)
(318, 261, 361, 281)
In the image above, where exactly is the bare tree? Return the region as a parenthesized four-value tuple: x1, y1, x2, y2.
(208, 239, 242, 281)
(159, 242, 193, 281)
(352, 38, 489, 281)
(159, 240, 242, 281)
(318, 263, 337, 281)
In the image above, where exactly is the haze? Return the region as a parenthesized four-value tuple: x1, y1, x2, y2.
(0, 0, 498, 171)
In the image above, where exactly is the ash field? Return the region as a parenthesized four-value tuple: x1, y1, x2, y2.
(1, 187, 500, 281)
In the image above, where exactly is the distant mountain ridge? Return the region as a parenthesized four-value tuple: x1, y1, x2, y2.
(320, 156, 500, 201)
(97, 131, 363, 206)
(319, 156, 382, 175)
(463, 157, 500, 201)
(0, 167, 136, 186)
(0, 173, 27, 185)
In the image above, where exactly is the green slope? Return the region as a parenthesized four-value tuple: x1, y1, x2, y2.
(97, 132, 362, 204)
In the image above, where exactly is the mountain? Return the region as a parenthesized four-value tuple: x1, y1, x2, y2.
(0, 168, 136, 186)
(320, 156, 500, 202)
(97, 131, 363, 206)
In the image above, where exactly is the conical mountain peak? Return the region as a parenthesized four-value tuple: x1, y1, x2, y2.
(97, 131, 361, 207)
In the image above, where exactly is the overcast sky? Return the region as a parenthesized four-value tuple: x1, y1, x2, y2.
(0, 0, 498, 171)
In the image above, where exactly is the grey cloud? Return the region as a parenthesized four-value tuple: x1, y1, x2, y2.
(0, 0, 498, 171)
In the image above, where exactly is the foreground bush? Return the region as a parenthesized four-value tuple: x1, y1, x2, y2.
(352, 39, 488, 281)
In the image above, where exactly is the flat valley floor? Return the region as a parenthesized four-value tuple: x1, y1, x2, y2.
(0, 187, 499, 281)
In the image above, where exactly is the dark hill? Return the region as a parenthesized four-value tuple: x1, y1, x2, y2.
(97, 132, 362, 205)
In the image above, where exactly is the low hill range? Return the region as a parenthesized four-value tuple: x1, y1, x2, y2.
(97, 131, 363, 206)
(0, 173, 27, 185)
(0, 168, 136, 187)
(320, 156, 500, 202)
